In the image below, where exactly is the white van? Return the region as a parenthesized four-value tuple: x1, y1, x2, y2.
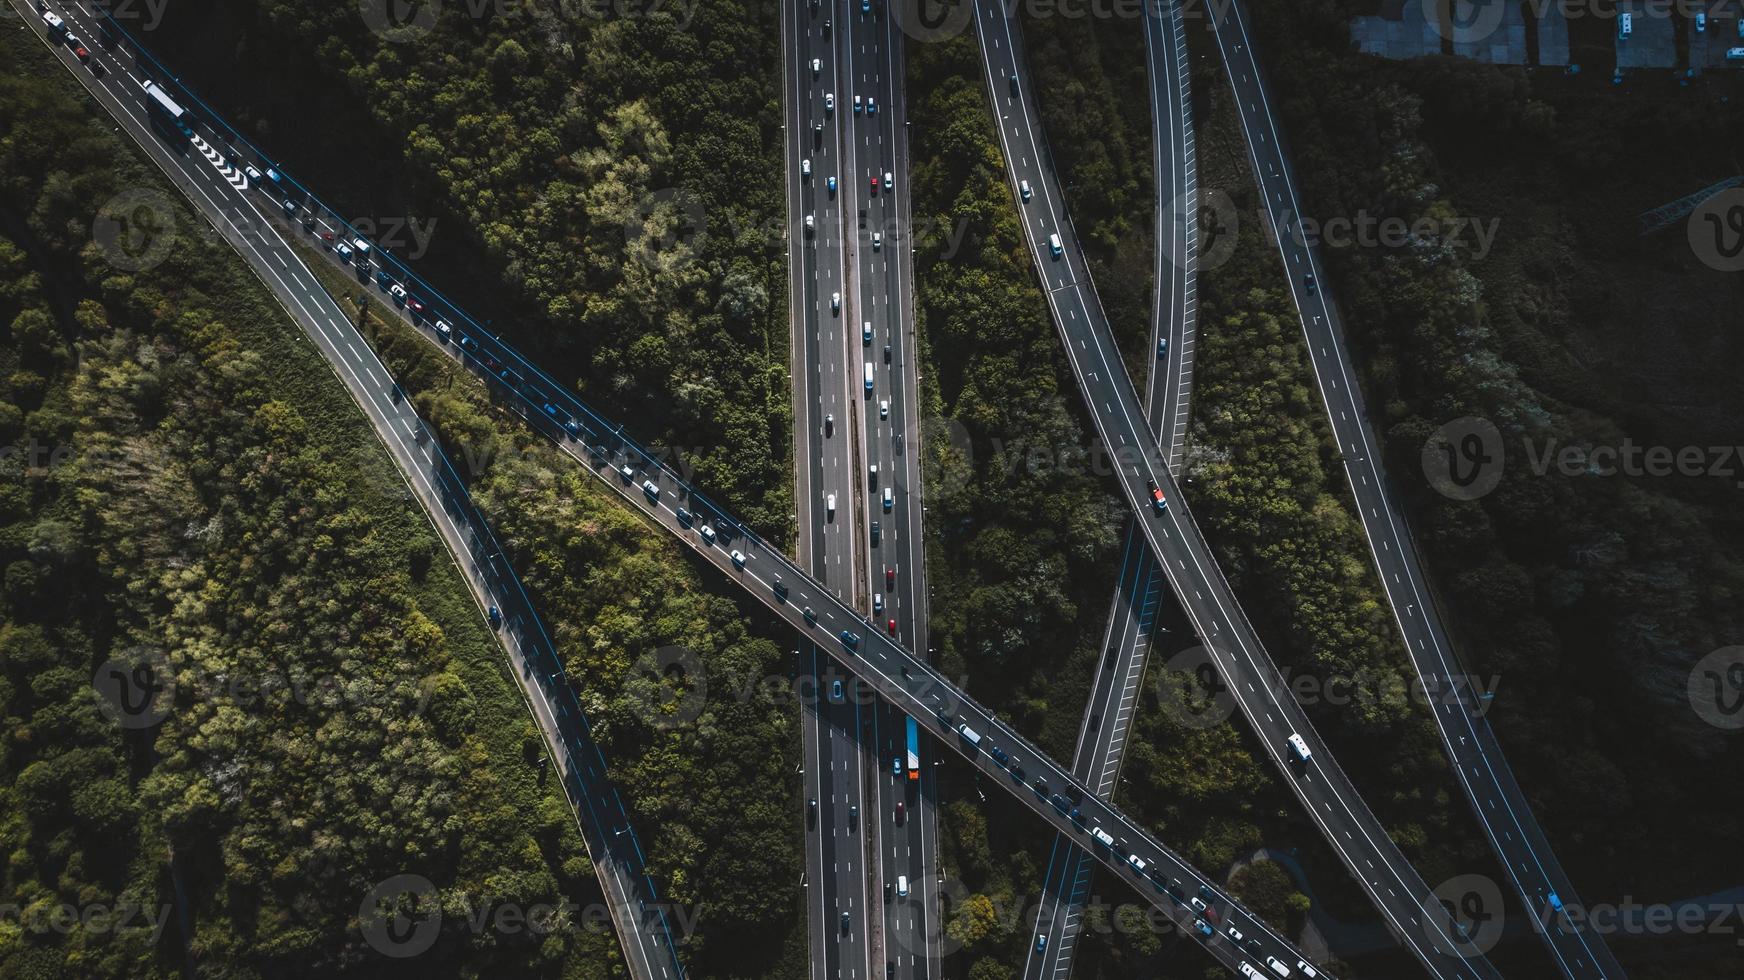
(1048, 233, 1063, 258)
(1266, 956, 1292, 977)
(864, 362, 874, 394)
(1286, 733, 1312, 763)
(896, 875, 909, 897)
(826, 493, 837, 519)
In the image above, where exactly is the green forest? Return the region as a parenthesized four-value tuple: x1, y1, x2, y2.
(296, 237, 806, 978)
(0, 29, 620, 979)
(1239, 0, 1744, 958)
(1016, 0, 1744, 974)
(149, 0, 796, 538)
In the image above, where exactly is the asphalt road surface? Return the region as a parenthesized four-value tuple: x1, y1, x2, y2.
(970, 0, 1501, 975)
(1204, 2, 1624, 976)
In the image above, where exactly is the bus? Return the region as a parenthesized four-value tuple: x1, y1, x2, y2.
(141, 80, 191, 140)
(905, 716, 920, 782)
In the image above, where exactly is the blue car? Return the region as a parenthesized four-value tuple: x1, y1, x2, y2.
(1194, 918, 1213, 938)
(839, 630, 861, 650)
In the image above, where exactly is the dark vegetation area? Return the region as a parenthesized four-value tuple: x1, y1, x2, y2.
(143, 0, 795, 538)
(905, 28, 1142, 979)
(1244, 0, 1744, 969)
(1022, 0, 1744, 974)
(0, 29, 619, 978)
(293, 239, 808, 979)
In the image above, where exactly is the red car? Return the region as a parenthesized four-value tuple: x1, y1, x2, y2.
(887, 618, 897, 636)
(407, 296, 428, 316)
(895, 801, 905, 823)
(885, 567, 895, 588)
(870, 175, 879, 195)
(73, 43, 90, 63)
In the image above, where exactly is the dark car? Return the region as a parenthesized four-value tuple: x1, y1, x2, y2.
(1008, 73, 1019, 96)
(808, 798, 818, 826)
(883, 343, 892, 364)
(841, 911, 851, 934)
(487, 606, 502, 628)
(870, 521, 880, 545)
(1304, 272, 1317, 294)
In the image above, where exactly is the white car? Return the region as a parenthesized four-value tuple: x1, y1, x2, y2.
(336, 242, 354, 263)
(853, 95, 862, 113)
(433, 319, 452, 341)
(1020, 179, 1032, 202)
(730, 549, 747, 569)
(1227, 925, 1245, 943)
(699, 524, 717, 545)
(1266, 957, 1291, 978)
(831, 291, 841, 314)
(1296, 961, 1319, 978)
(867, 97, 877, 114)
(811, 57, 821, 76)
(805, 214, 815, 234)
(389, 283, 408, 303)
(872, 231, 881, 251)
(863, 321, 873, 344)
(825, 92, 835, 112)
(802, 158, 811, 178)
(884, 171, 893, 191)
(1126, 853, 1147, 874)
(642, 479, 660, 500)
(826, 493, 837, 519)
(873, 593, 883, 613)
(244, 164, 264, 183)
(879, 398, 889, 420)
(827, 175, 837, 196)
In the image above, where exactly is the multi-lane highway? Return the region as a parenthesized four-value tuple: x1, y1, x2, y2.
(1021, 0, 1199, 973)
(1203, 3, 1625, 977)
(969, 0, 1501, 975)
(55, 7, 1334, 974)
(831, 2, 942, 977)
(16, 7, 686, 978)
(781, 2, 878, 976)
